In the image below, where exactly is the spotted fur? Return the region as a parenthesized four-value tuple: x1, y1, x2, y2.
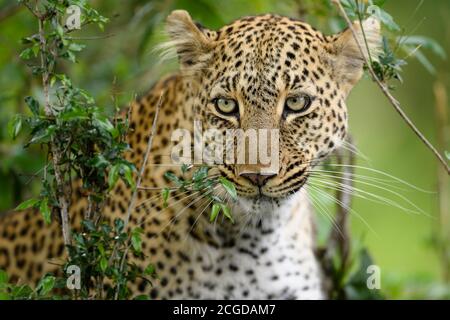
(0, 11, 380, 299)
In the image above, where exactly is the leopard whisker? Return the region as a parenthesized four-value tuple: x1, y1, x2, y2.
(307, 183, 379, 237)
(307, 186, 345, 238)
(307, 177, 428, 217)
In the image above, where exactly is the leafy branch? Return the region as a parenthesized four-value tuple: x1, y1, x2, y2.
(332, 0, 449, 174)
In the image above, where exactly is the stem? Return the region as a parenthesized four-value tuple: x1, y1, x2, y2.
(124, 92, 164, 228)
(331, 136, 355, 270)
(110, 92, 164, 299)
(38, 16, 72, 247)
(332, 0, 450, 175)
(433, 81, 450, 283)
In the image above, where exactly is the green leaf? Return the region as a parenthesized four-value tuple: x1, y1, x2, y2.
(133, 294, 149, 300)
(56, 24, 64, 37)
(181, 163, 189, 174)
(15, 198, 40, 211)
(193, 166, 209, 182)
(220, 204, 234, 223)
(445, 151, 450, 160)
(400, 36, 447, 60)
(114, 218, 124, 233)
(210, 203, 220, 222)
(100, 257, 108, 272)
(88, 154, 109, 168)
(82, 220, 96, 232)
(28, 125, 56, 145)
(36, 275, 56, 296)
(60, 108, 90, 121)
(95, 118, 118, 138)
(121, 164, 136, 190)
(218, 177, 237, 200)
(108, 164, 120, 190)
(367, 6, 400, 31)
(144, 264, 155, 275)
(162, 187, 170, 208)
(0, 270, 9, 284)
(24, 96, 40, 115)
(39, 198, 51, 225)
(131, 227, 144, 253)
(7, 115, 22, 140)
(19, 48, 36, 60)
(11, 284, 33, 299)
(164, 171, 182, 186)
(68, 43, 86, 52)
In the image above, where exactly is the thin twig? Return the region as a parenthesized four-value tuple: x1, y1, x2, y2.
(112, 92, 164, 299)
(124, 92, 164, 228)
(332, 0, 450, 175)
(66, 34, 116, 41)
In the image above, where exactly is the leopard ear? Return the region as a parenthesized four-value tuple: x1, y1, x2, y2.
(328, 17, 381, 95)
(164, 10, 215, 73)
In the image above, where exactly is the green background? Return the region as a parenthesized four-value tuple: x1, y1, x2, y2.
(0, 0, 448, 298)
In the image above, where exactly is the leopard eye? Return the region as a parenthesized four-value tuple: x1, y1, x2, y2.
(285, 94, 312, 113)
(214, 98, 238, 115)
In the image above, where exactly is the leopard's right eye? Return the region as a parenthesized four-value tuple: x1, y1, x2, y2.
(213, 98, 239, 115)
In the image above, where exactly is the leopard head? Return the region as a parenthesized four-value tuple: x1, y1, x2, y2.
(165, 10, 381, 204)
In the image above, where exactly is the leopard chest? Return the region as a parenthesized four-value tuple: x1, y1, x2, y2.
(182, 231, 324, 299)
(147, 192, 325, 300)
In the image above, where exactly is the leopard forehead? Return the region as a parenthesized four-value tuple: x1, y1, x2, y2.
(215, 14, 326, 60)
(208, 15, 331, 96)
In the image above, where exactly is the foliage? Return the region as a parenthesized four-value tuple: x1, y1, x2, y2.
(0, 269, 60, 300)
(6, 0, 151, 300)
(13, 0, 134, 223)
(163, 165, 237, 223)
(295, 0, 446, 86)
(65, 218, 156, 299)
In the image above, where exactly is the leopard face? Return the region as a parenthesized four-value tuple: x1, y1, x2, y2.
(165, 11, 380, 205)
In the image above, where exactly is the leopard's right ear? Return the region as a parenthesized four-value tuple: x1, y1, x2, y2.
(164, 10, 216, 73)
(327, 17, 381, 96)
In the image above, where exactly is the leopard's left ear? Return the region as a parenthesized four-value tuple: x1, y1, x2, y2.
(164, 10, 216, 73)
(327, 17, 381, 95)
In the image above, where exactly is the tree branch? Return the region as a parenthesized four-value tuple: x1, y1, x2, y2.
(38, 16, 72, 247)
(332, 0, 450, 175)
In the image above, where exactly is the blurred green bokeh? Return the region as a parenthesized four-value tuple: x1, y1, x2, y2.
(0, 0, 448, 298)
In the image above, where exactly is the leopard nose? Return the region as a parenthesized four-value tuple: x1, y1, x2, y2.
(240, 173, 276, 187)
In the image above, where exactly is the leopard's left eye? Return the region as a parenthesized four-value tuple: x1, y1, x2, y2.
(285, 94, 312, 113)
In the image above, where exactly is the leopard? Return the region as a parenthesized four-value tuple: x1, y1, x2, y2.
(0, 10, 381, 300)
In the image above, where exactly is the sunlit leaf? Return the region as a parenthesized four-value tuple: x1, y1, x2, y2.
(162, 187, 170, 208)
(400, 36, 446, 60)
(36, 275, 56, 296)
(15, 198, 40, 211)
(131, 227, 144, 253)
(100, 257, 108, 272)
(39, 198, 52, 225)
(210, 203, 220, 222)
(7, 115, 22, 140)
(220, 204, 234, 223)
(218, 177, 237, 200)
